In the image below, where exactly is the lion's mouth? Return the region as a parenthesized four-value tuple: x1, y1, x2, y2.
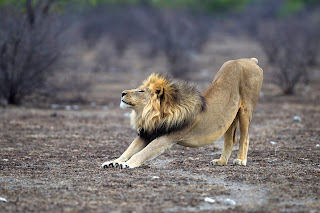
(122, 100, 134, 106)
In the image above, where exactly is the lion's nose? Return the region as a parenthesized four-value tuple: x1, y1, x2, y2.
(122, 91, 127, 97)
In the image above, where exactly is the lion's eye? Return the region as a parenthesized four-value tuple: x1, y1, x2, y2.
(138, 90, 144, 93)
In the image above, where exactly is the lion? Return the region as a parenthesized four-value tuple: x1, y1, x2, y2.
(102, 58, 263, 169)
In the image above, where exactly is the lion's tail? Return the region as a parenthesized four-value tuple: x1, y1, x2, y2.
(250, 58, 258, 64)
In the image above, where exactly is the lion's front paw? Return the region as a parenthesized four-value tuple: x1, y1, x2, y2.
(101, 161, 117, 169)
(101, 161, 133, 169)
(101, 161, 125, 169)
(233, 159, 247, 166)
(211, 159, 227, 166)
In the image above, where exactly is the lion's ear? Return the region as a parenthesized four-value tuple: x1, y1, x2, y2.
(156, 88, 164, 99)
(143, 73, 170, 100)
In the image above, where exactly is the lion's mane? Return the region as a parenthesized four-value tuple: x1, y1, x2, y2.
(131, 73, 206, 142)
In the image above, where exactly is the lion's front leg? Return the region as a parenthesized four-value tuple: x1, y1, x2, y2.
(118, 136, 176, 168)
(101, 137, 147, 168)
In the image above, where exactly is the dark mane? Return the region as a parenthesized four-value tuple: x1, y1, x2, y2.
(132, 73, 206, 143)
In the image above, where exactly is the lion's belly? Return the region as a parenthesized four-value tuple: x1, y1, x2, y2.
(177, 126, 226, 147)
(176, 97, 240, 148)
(177, 134, 222, 147)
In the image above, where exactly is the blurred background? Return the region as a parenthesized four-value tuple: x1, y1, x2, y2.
(1, 2, 320, 211)
(0, 0, 319, 108)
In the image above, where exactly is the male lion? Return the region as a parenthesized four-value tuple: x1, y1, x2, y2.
(102, 58, 263, 169)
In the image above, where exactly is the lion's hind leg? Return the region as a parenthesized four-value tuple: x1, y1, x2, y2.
(233, 106, 252, 166)
(212, 113, 239, 166)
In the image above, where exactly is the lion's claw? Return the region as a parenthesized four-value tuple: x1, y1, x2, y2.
(101, 161, 132, 169)
(101, 161, 116, 169)
(119, 163, 130, 169)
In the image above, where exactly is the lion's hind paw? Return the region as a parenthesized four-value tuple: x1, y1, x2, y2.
(211, 159, 227, 166)
(233, 159, 247, 166)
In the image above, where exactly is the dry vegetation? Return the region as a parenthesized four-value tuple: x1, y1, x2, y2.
(1, 1, 320, 212)
(0, 1, 61, 105)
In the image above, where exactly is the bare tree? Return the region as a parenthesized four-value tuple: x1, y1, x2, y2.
(231, 0, 320, 94)
(81, 6, 145, 56)
(256, 11, 320, 94)
(80, 6, 212, 79)
(135, 8, 212, 79)
(0, 0, 61, 105)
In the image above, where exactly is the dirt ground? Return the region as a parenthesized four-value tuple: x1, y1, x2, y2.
(1, 81, 319, 213)
(1, 37, 320, 212)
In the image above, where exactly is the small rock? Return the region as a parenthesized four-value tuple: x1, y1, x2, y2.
(268, 158, 279, 163)
(91, 102, 97, 107)
(151, 176, 160, 179)
(204, 197, 216, 204)
(270, 141, 277, 145)
(316, 144, 320, 147)
(0, 197, 7, 202)
(224, 198, 236, 206)
(65, 105, 71, 111)
(72, 105, 79, 111)
(293, 116, 302, 122)
(2, 159, 9, 162)
(51, 104, 59, 110)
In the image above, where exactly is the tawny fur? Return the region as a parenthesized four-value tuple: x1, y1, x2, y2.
(102, 58, 263, 169)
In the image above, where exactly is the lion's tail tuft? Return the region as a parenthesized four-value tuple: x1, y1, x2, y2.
(250, 58, 258, 64)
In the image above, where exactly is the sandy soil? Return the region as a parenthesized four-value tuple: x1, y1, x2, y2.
(1, 36, 320, 212)
(1, 77, 320, 213)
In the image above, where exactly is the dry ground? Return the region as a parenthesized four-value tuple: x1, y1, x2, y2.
(1, 79, 320, 213)
(1, 36, 320, 212)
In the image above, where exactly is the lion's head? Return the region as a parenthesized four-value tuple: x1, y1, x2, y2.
(120, 73, 205, 141)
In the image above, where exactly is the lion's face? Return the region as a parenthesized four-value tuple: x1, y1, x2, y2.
(120, 74, 169, 111)
(120, 86, 151, 110)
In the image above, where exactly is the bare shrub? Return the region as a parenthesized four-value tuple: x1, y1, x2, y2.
(80, 6, 212, 79)
(0, 1, 61, 105)
(256, 11, 320, 94)
(135, 8, 212, 79)
(81, 6, 144, 56)
(230, 0, 320, 94)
